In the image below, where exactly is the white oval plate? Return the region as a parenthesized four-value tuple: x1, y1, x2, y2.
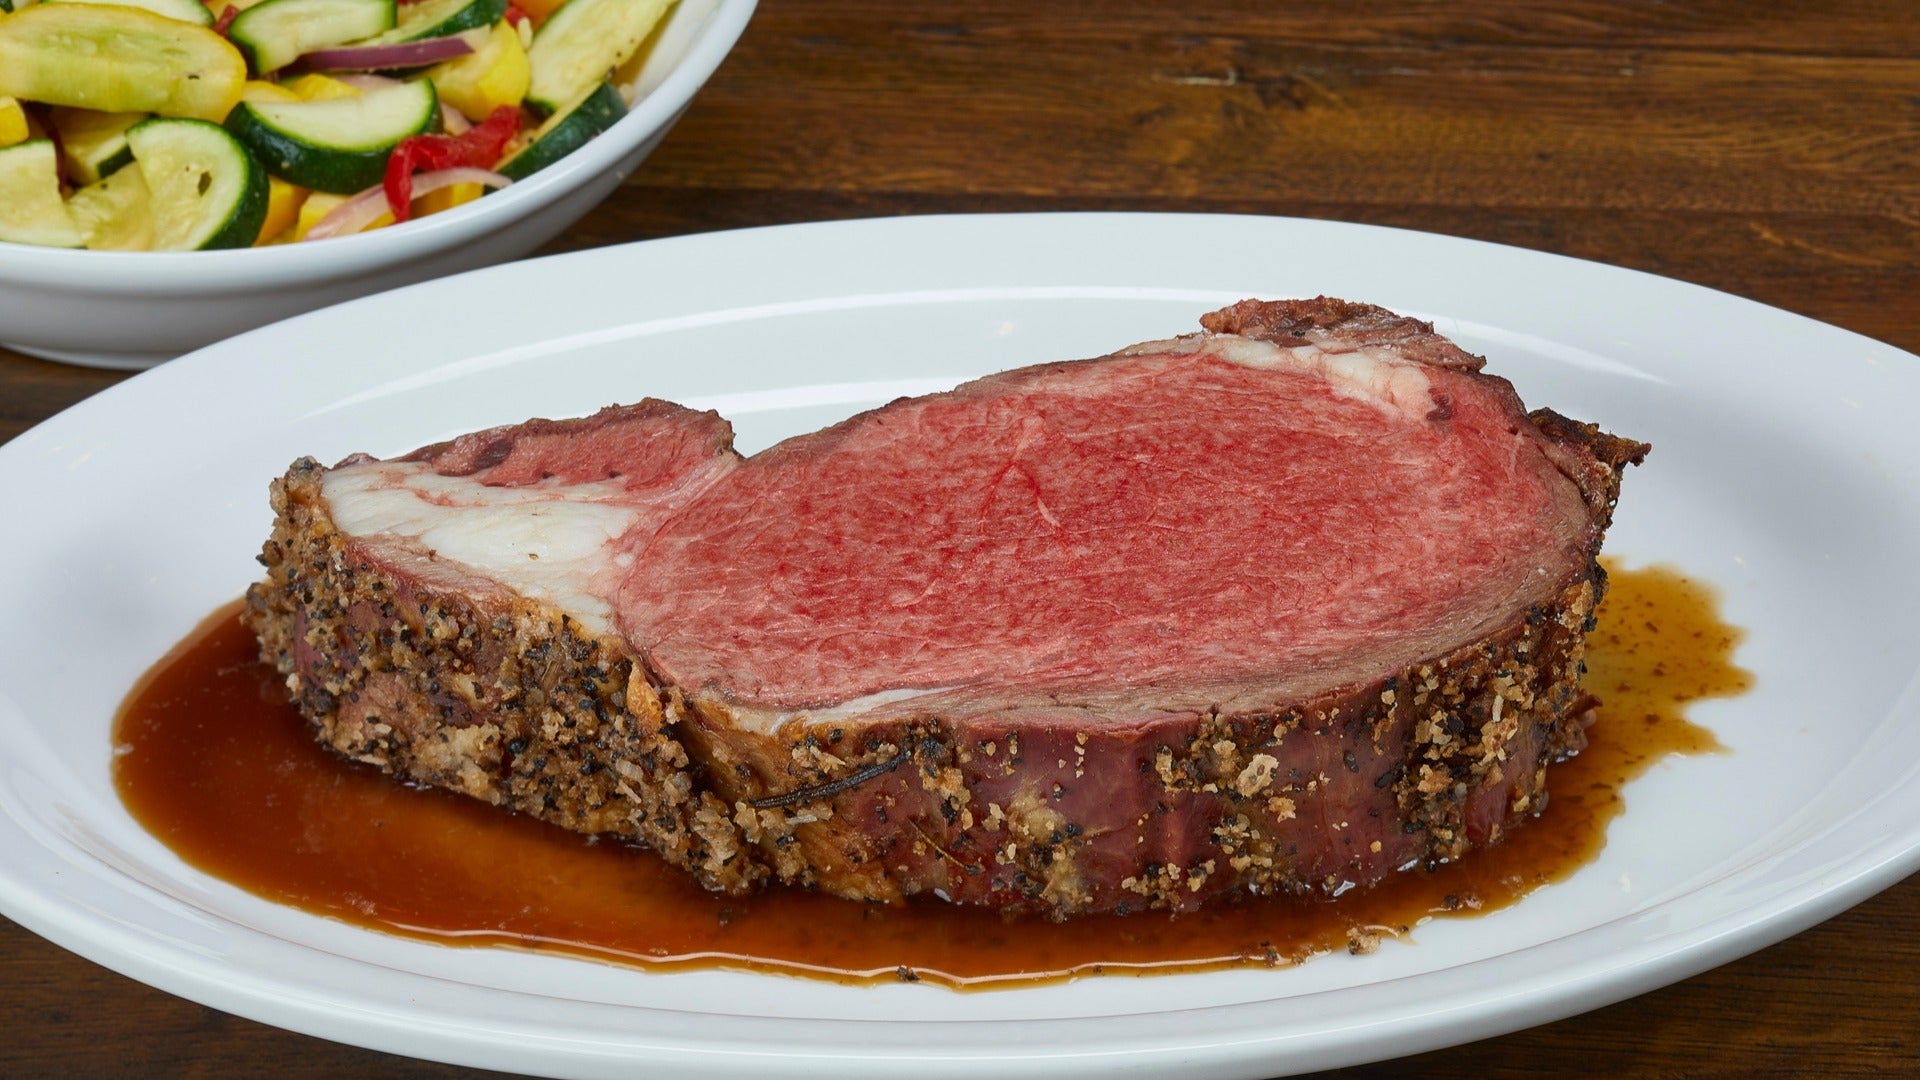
(2, 213, 1917, 1079)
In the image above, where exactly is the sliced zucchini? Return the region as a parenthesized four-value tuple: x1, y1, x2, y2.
(49, 107, 143, 185)
(224, 78, 437, 193)
(127, 117, 268, 250)
(68, 163, 156, 250)
(42, 0, 213, 26)
(524, 0, 672, 114)
(496, 79, 623, 180)
(0, 5, 245, 121)
(427, 18, 530, 121)
(226, 0, 396, 74)
(0, 139, 85, 248)
(360, 0, 504, 45)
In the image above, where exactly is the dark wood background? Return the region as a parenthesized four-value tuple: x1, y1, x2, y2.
(4, 1, 1917, 1075)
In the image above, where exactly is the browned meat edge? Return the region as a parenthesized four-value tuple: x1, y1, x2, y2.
(245, 320, 1648, 920)
(247, 425, 1642, 920)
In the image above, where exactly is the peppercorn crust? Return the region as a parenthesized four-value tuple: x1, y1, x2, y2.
(245, 399, 1644, 918)
(246, 458, 768, 895)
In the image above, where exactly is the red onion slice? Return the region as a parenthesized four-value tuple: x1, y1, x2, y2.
(305, 168, 512, 241)
(302, 28, 486, 71)
(439, 102, 472, 134)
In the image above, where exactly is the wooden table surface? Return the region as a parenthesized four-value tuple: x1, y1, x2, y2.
(4, 1, 1917, 1075)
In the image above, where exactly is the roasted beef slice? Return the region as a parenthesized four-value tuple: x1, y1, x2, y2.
(247, 298, 1646, 917)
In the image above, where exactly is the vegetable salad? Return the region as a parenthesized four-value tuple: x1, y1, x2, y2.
(0, 0, 674, 249)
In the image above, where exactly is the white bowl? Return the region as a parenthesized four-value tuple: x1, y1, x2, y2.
(0, 0, 755, 370)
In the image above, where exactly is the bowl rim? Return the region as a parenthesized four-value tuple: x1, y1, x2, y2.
(0, 0, 758, 293)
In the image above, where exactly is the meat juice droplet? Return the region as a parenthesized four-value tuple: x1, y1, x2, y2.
(112, 560, 1750, 988)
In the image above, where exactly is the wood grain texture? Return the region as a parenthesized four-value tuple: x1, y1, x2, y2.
(1, 1, 1916, 1076)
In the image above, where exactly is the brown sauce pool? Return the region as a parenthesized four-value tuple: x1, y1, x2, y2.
(111, 560, 1750, 988)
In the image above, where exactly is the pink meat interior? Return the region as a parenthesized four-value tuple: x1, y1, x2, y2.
(617, 345, 1592, 713)
(409, 399, 737, 495)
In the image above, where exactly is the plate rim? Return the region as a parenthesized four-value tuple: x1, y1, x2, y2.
(3, 210, 1919, 1079)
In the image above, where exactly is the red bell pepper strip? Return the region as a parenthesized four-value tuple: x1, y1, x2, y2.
(212, 5, 239, 36)
(504, 3, 531, 28)
(382, 105, 521, 222)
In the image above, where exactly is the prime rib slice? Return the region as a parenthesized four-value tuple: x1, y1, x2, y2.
(246, 298, 1647, 918)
